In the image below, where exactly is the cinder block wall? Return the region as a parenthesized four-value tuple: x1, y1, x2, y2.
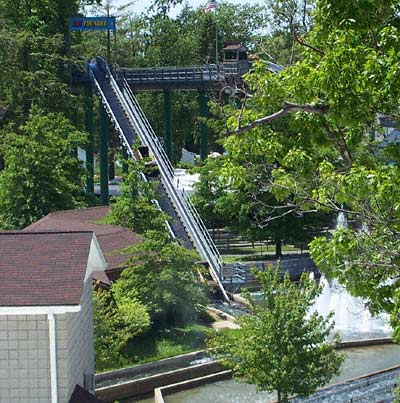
(0, 314, 51, 403)
(57, 279, 95, 402)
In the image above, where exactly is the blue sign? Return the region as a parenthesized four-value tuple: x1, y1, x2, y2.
(69, 17, 116, 31)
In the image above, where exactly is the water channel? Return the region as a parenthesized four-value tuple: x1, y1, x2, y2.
(165, 344, 400, 403)
(123, 344, 400, 403)
(120, 211, 398, 402)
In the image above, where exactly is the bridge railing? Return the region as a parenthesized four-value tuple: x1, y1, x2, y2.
(120, 65, 222, 82)
(99, 62, 229, 301)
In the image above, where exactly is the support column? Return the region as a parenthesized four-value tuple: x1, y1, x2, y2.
(84, 81, 94, 199)
(198, 90, 208, 161)
(122, 148, 129, 174)
(99, 102, 109, 205)
(163, 89, 173, 161)
(48, 313, 58, 403)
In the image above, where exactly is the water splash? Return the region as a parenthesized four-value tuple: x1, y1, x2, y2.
(313, 277, 391, 341)
(310, 210, 392, 341)
(336, 210, 348, 229)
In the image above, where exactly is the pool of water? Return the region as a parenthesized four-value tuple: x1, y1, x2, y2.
(165, 344, 400, 403)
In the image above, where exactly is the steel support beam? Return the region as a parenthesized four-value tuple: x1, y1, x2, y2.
(99, 102, 109, 205)
(163, 89, 173, 161)
(198, 90, 208, 161)
(122, 147, 129, 174)
(84, 81, 95, 199)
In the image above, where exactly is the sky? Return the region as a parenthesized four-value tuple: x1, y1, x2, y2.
(111, 0, 262, 17)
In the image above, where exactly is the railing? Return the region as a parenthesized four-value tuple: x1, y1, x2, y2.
(94, 59, 229, 301)
(88, 60, 133, 157)
(120, 65, 222, 83)
(89, 59, 176, 242)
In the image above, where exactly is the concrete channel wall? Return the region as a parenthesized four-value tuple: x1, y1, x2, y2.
(154, 370, 232, 403)
(96, 350, 206, 385)
(336, 337, 392, 349)
(95, 360, 224, 402)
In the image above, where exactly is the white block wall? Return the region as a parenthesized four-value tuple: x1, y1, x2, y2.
(57, 279, 95, 402)
(0, 314, 51, 403)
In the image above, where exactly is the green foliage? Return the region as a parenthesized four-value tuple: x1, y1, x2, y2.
(0, 24, 75, 124)
(0, 109, 87, 229)
(209, 267, 344, 402)
(0, 0, 98, 36)
(192, 154, 332, 256)
(107, 159, 167, 233)
(210, 0, 400, 336)
(93, 288, 150, 371)
(191, 156, 228, 228)
(123, 323, 214, 366)
(113, 233, 207, 325)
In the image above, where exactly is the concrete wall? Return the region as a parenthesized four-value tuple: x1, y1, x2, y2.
(0, 314, 51, 403)
(57, 279, 95, 402)
(96, 361, 225, 403)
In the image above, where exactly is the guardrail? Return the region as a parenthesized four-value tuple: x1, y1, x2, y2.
(120, 65, 222, 83)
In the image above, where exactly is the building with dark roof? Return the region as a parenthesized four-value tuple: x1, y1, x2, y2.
(24, 206, 140, 282)
(0, 230, 107, 403)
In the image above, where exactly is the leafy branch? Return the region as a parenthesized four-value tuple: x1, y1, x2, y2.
(226, 101, 329, 135)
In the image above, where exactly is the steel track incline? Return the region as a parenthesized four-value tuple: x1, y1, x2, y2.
(89, 57, 229, 302)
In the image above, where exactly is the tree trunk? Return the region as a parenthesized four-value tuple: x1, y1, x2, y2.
(275, 238, 282, 258)
(277, 390, 281, 403)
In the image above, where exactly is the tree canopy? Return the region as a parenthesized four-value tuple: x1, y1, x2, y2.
(214, 0, 400, 336)
(0, 110, 87, 229)
(210, 267, 343, 402)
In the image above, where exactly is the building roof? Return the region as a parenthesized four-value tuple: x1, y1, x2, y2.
(223, 44, 245, 51)
(0, 231, 94, 307)
(25, 206, 140, 271)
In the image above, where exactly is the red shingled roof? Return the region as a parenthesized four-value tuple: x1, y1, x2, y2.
(0, 231, 94, 307)
(25, 207, 140, 273)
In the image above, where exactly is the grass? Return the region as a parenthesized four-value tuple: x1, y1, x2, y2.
(121, 323, 215, 367)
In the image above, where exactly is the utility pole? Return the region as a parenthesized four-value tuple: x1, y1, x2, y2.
(215, 22, 218, 64)
(107, 1, 111, 64)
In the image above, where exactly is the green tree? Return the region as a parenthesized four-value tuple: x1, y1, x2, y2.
(107, 158, 167, 233)
(0, 0, 100, 121)
(0, 109, 87, 229)
(191, 156, 229, 229)
(193, 155, 331, 257)
(113, 231, 207, 325)
(211, 0, 400, 333)
(209, 267, 344, 402)
(93, 287, 150, 371)
(0, 24, 74, 125)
